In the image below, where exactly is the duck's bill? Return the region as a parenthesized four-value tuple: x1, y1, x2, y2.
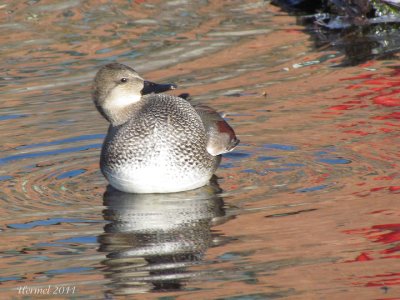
(141, 80, 177, 95)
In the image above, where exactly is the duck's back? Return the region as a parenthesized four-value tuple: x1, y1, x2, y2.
(100, 94, 219, 193)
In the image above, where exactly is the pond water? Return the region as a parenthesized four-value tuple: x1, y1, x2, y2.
(1, 1, 399, 299)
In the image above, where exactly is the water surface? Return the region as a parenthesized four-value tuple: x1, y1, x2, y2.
(0, 1, 399, 299)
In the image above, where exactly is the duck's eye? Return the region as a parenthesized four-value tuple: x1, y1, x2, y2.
(120, 78, 128, 83)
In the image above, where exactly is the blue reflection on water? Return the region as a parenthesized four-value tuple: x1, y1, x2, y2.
(56, 169, 86, 179)
(223, 151, 252, 160)
(8, 218, 102, 229)
(241, 169, 258, 174)
(265, 167, 294, 173)
(263, 144, 298, 151)
(220, 162, 235, 169)
(0, 276, 24, 282)
(0, 114, 27, 121)
(257, 156, 280, 161)
(57, 236, 97, 244)
(0, 175, 13, 181)
(0, 143, 101, 165)
(46, 266, 92, 275)
(16, 134, 105, 150)
(314, 148, 352, 165)
(296, 184, 330, 193)
(317, 157, 351, 165)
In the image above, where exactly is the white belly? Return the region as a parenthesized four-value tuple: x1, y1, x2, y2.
(103, 167, 212, 193)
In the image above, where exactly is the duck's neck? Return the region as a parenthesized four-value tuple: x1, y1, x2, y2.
(100, 89, 143, 126)
(104, 102, 141, 126)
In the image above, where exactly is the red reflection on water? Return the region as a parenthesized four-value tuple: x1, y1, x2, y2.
(373, 95, 400, 107)
(373, 112, 400, 120)
(352, 71, 400, 107)
(363, 272, 400, 287)
(329, 104, 353, 110)
(373, 224, 400, 246)
(344, 222, 400, 289)
(354, 252, 373, 261)
(351, 272, 400, 294)
(333, 69, 400, 114)
(344, 223, 400, 262)
(342, 130, 372, 136)
(327, 67, 400, 199)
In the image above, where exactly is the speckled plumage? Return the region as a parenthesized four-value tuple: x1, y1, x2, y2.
(93, 63, 238, 193)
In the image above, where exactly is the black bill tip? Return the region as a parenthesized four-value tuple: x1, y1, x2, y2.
(141, 80, 177, 95)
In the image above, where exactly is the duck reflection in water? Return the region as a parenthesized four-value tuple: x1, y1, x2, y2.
(98, 178, 230, 296)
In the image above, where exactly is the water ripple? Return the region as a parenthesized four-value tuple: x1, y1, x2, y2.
(0, 0, 399, 299)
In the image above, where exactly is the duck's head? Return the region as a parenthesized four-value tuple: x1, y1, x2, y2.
(92, 63, 176, 125)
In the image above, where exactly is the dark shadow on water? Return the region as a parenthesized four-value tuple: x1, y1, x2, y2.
(307, 25, 400, 66)
(98, 179, 230, 296)
(272, 0, 400, 66)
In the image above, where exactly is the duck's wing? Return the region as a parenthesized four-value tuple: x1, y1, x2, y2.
(194, 104, 240, 156)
